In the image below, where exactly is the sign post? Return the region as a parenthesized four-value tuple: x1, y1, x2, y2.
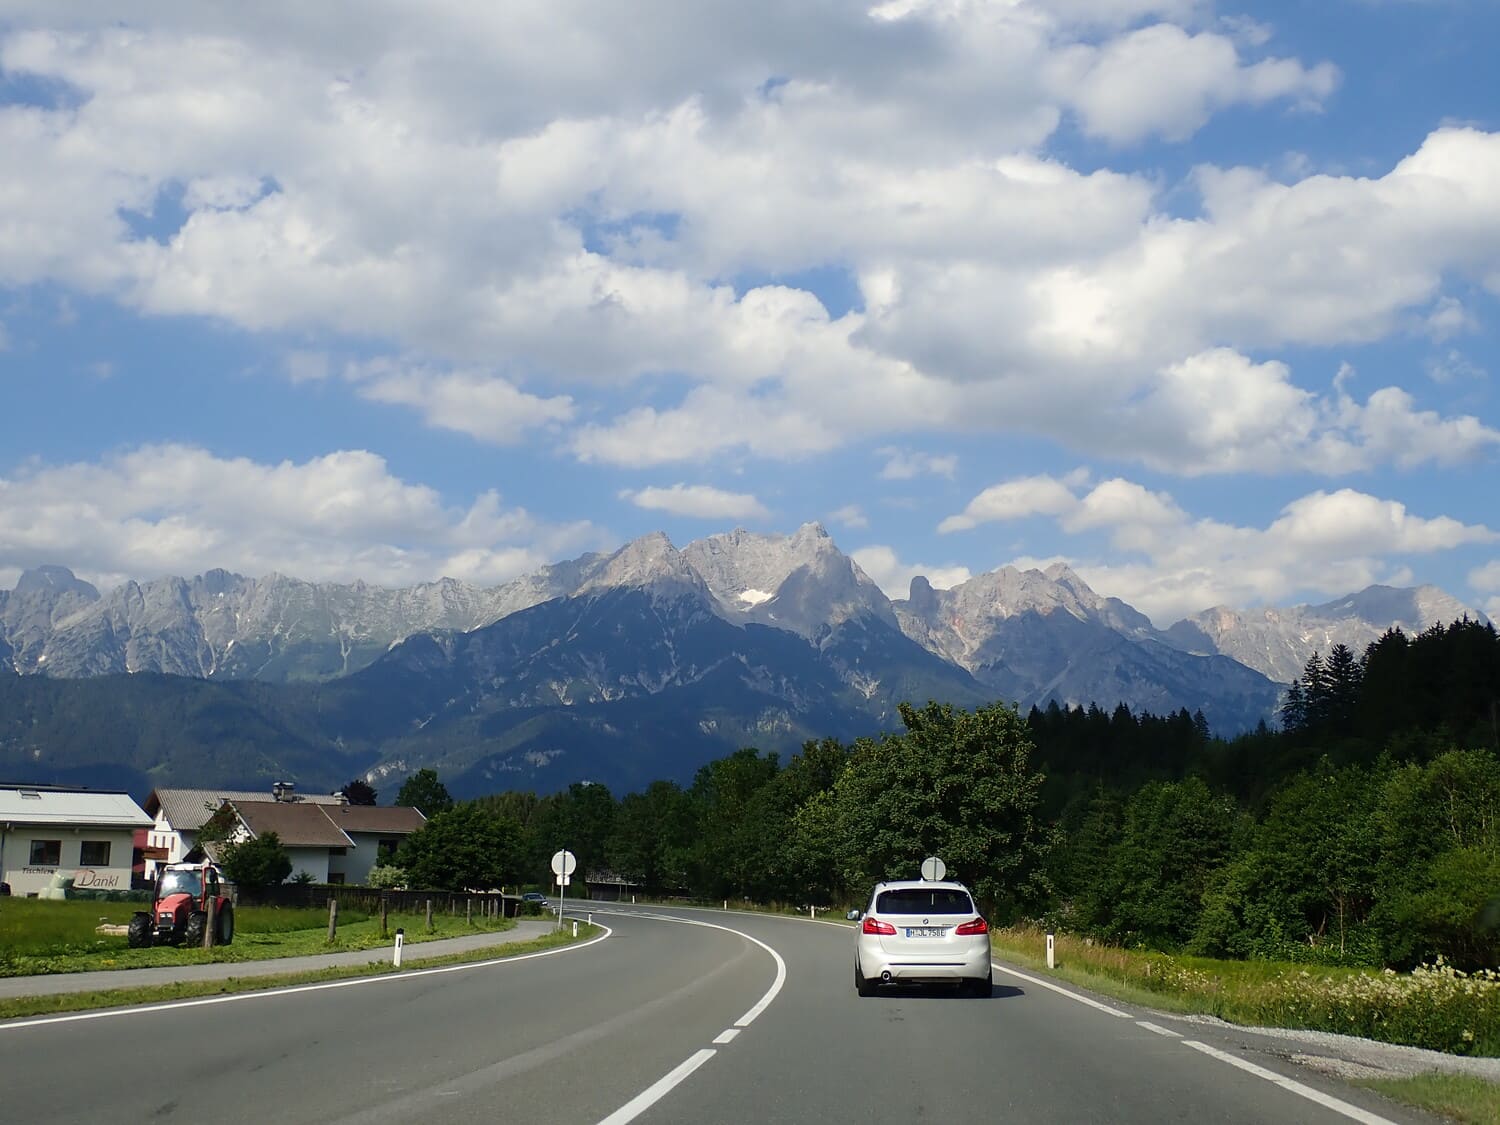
(550, 849, 577, 932)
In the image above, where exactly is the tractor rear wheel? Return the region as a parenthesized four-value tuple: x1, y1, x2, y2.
(127, 912, 154, 949)
(183, 911, 207, 949)
(217, 903, 235, 946)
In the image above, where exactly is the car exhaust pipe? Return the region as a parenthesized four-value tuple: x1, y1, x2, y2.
(881, 971, 893, 983)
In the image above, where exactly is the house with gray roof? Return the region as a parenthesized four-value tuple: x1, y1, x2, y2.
(0, 783, 152, 897)
(143, 783, 345, 877)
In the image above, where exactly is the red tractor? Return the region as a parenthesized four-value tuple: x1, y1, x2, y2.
(129, 861, 235, 948)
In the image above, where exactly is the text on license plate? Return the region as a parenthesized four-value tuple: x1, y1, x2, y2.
(905, 926, 946, 938)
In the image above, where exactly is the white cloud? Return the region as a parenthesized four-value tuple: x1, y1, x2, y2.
(943, 472, 1497, 624)
(877, 447, 958, 480)
(1426, 349, 1487, 384)
(1469, 560, 1500, 593)
(850, 545, 972, 600)
(283, 350, 330, 383)
(829, 504, 869, 530)
(0, 8, 1490, 480)
(1425, 296, 1475, 342)
(619, 483, 769, 521)
(939, 475, 1081, 532)
(0, 444, 600, 588)
(1052, 24, 1338, 145)
(346, 359, 574, 445)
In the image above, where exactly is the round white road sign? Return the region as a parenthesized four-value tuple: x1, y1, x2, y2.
(920, 856, 946, 882)
(551, 849, 578, 876)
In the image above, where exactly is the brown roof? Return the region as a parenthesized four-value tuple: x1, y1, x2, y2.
(228, 801, 355, 848)
(318, 805, 427, 835)
(146, 787, 343, 830)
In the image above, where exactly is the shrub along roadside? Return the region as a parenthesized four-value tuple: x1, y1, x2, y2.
(0, 924, 599, 1022)
(992, 926, 1500, 1057)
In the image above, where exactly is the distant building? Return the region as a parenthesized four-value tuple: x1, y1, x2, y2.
(213, 800, 425, 884)
(142, 782, 345, 877)
(0, 783, 153, 897)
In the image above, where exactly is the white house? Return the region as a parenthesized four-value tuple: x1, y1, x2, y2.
(214, 800, 426, 884)
(143, 783, 345, 876)
(0, 784, 152, 897)
(320, 804, 426, 884)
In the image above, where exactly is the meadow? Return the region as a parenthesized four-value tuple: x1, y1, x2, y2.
(0, 896, 508, 976)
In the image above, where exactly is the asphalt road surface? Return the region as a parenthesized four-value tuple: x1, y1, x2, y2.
(0, 904, 1441, 1124)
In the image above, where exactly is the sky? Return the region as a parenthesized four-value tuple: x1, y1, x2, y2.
(1, 0, 1498, 628)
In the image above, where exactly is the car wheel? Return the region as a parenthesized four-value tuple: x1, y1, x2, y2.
(855, 959, 878, 997)
(217, 904, 235, 946)
(964, 968, 992, 997)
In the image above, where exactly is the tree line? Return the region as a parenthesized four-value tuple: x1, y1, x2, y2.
(374, 618, 1498, 970)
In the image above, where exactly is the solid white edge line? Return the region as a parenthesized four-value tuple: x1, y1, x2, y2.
(989, 961, 1132, 1018)
(1181, 1041, 1398, 1125)
(713, 1029, 741, 1044)
(0, 925, 613, 1033)
(1136, 1021, 1181, 1037)
(589, 909, 788, 1029)
(595, 1049, 717, 1125)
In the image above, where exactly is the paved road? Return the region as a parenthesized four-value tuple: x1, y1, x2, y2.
(0, 904, 1442, 1124)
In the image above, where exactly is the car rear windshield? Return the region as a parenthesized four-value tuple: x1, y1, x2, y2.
(876, 889, 974, 915)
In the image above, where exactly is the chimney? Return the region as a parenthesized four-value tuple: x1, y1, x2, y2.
(272, 780, 295, 802)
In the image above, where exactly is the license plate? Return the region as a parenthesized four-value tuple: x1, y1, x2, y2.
(905, 926, 946, 938)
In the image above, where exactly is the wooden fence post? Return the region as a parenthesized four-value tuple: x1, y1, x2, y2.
(205, 896, 218, 949)
(327, 898, 339, 943)
(380, 894, 388, 938)
(466, 898, 472, 926)
(425, 899, 433, 932)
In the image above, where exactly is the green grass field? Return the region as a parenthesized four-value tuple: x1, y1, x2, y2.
(0, 896, 511, 976)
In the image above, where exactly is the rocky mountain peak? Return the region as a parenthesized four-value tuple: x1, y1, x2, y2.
(681, 523, 895, 638)
(578, 533, 709, 602)
(14, 565, 99, 601)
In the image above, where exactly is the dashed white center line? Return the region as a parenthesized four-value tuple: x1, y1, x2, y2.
(713, 1029, 741, 1045)
(1136, 1020, 1181, 1037)
(595, 1049, 718, 1125)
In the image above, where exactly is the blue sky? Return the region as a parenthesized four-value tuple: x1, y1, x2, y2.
(2, 0, 1497, 626)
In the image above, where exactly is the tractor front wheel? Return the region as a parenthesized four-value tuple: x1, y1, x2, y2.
(216, 903, 234, 946)
(183, 911, 207, 949)
(126, 912, 154, 949)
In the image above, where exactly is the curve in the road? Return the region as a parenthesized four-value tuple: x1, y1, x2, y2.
(586, 909, 788, 1125)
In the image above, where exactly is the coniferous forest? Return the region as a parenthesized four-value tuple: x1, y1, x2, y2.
(394, 617, 1500, 972)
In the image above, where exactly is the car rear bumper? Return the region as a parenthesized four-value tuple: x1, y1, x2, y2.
(857, 941, 992, 983)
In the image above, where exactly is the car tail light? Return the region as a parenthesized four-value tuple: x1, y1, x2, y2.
(862, 916, 896, 935)
(954, 918, 989, 935)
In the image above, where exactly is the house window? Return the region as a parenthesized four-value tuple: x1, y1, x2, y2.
(29, 839, 61, 866)
(80, 840, 111, 866)
(377, 838, 400, 861)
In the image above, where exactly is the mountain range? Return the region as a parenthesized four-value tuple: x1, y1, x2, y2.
(0, 525, 1486, 797)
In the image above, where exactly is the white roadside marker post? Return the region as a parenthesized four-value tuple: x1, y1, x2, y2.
(1046, 931, 1055, 969)
(572, 920, 578, 937)
(394, 927, 404, 968)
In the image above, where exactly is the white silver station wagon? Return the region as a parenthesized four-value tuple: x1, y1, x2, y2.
(851, 879, 992, 997)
